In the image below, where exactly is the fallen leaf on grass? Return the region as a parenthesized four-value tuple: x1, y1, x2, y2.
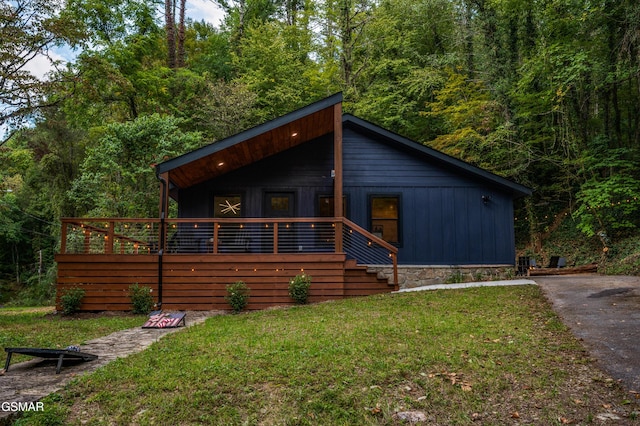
(430, 371, 473, 392)
(368, 404, 381, 415)
(511, 411, 520, 419)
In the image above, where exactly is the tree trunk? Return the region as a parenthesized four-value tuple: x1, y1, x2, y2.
(176, 0, 186, 68)
(165, 0, 176, 68)
(340, 0, 353, 90)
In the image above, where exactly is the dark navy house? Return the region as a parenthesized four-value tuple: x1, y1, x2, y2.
(158, 93, 531, 267)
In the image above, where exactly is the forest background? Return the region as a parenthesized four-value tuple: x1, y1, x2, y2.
(1, 0, 639, 304)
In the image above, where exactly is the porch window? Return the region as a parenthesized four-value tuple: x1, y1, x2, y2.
(370, 195, 400, 244)
(213, 195, 242, 218)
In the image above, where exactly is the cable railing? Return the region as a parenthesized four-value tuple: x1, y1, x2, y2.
(164, 219, 338, 254)
(59, 217, 398, 282)
(342, 219, 395, 265)
(60, 219, 160, 255)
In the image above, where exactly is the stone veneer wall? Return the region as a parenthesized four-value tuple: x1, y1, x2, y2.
(367, 265, 516, 289)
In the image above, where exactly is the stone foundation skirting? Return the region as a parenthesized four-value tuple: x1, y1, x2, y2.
(367, 265, 516, 290)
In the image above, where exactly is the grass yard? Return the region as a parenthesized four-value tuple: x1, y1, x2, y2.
(0, 307, 145, 364)
(15, 285, 640, 425)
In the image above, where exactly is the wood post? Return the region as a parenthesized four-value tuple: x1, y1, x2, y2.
(60, 221, 67, 254)
(105, 221, 114, 254)
(334, 102, 343, 253)
(273, 222, 279, 254)
(213, 223, 219, 254)
(83, 228, 90, 253)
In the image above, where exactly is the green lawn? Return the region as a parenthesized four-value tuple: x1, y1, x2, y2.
(0, 307, 145, 364)
(15, 286, 640, 425)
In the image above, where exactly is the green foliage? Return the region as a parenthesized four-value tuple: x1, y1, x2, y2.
(190, 79, 260, 140)
(63, 0, 158, 47)
(67, 114, 202, 217)
(129, 283, 155, 314)
(225, 281, 250, 313)
(8, 266, 58, 306)
(574, 145, 640, 241)
(185, 21, 234, 79)
(603, 237, 640, 276)
(234, 21, 332, 119)
(421, 68, 530, 179)
(574, 175, 640, 239)
(59, 287, 85, 315)
(288, 273, 311, 304)
(13, 398, 68, 426)
(444, 270, 465, 284)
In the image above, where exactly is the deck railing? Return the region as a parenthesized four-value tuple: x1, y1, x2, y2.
(59, 217, 398, 283)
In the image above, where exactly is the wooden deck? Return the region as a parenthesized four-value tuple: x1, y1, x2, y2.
(55, 217, 398, 312)
(55, 253, 394, 311)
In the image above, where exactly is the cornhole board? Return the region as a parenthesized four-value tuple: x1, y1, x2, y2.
(4, 347, 98, 374)
(142, 312, 186, 329)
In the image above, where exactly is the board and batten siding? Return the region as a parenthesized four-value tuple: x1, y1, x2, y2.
(341, 127, 515, 265)
(177, 126, 517, 265)
(178, 135, 334, 218)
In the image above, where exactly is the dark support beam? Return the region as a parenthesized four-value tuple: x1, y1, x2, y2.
(157, 172, 169, 308)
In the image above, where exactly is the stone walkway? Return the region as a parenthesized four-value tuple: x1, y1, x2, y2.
(0, 311, 222, 424)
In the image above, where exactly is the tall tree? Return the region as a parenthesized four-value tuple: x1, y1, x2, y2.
(332, 0, 375, 92)
(165, 0, 177, 68)
(165, 0, 187, 68)
(68, 115, 202, 217)
(349, 0, 458, 141)
(233, 20, 329, 118)
(0, 0, 80, 138)
(216, 0, 281, 54)
(65, 0, 157, 46)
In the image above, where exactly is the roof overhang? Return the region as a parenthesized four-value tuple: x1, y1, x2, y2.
(156, 93, 343, 190)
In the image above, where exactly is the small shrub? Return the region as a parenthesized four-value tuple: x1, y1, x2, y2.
(445, 270, 465, 284)
(226, 281, 250, 313)
(288, 274, 312, 304)
(60, 287, 85, 315)
(129, 283, 155, 314)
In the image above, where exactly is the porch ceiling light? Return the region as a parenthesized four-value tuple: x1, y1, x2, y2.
(217, 161, 225, 167)
(291, 132, 298, 137)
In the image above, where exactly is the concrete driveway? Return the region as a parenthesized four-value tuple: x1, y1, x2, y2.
(533, 274, 640, 393)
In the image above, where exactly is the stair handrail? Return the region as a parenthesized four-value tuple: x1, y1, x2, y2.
(340, 217, 398, 287)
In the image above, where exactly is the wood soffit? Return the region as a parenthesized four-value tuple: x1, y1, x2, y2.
(163, 103, 338, 190)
